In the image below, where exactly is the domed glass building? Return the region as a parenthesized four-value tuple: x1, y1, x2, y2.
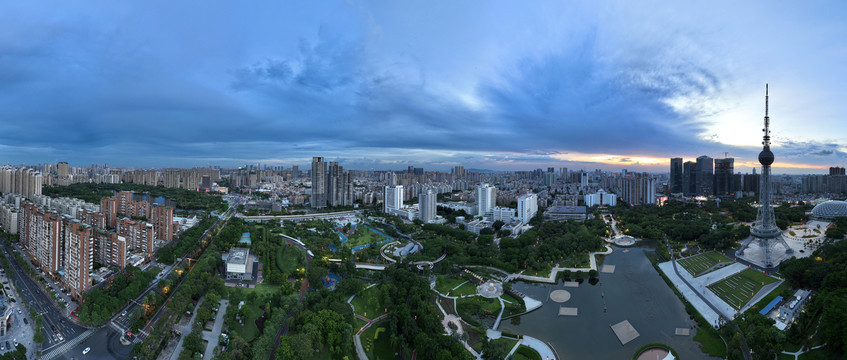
(811, 200, 847, 219)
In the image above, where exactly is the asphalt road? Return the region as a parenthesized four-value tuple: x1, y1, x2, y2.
(0, 244, 85, 349)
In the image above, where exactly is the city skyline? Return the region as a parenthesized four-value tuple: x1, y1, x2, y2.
(2, 2, 846, 173)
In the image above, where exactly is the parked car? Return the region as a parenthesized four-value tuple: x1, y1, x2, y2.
(22, 318, 27, 325)
(82, 347, 90, 355)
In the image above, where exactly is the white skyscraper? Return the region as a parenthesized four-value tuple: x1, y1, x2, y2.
(419, 189, 437, 223)
(517, 193, 538, 224)
(384, 185, 404, 213)
(476, 183, 496, 216)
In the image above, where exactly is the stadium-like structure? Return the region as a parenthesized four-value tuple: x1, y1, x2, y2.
(811, 200, 847, 219)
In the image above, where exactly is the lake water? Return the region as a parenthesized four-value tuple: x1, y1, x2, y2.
(131, 193, 177, 208)
(499, 245, 718, 359)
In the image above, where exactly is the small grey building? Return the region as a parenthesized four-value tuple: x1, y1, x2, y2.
(224, 247, 254, 281)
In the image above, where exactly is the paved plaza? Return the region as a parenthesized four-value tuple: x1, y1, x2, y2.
(610, 320, 640, 345)
(549, 290, 571, 303)
(558, 307, 578, 316)
(477, 280, 503, 298)
(601, 265, 616, 274)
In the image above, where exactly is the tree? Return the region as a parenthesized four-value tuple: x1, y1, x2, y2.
(492, 220, 505, 231)
(481, 338, 510, 360)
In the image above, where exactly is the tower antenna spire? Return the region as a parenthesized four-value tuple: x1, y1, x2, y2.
(763, 84, 770, 148)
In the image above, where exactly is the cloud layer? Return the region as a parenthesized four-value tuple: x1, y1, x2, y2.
(0, 1, 845, 173)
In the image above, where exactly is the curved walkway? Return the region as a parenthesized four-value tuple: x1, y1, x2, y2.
(517, 245, 614, 283)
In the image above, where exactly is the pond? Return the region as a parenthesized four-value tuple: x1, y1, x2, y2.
(499, 245, 718, 359)
(131, 193, 177, 208)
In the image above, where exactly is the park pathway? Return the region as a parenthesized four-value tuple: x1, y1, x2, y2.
(517, 245, 613, 283)
(201, 299, 228, 360)
(167, 298, 203, 360)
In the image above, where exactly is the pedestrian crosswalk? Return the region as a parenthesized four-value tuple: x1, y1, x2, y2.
(42, 329, 95, 360)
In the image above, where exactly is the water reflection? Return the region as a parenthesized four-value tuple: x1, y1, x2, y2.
(499, 246, 717, 359)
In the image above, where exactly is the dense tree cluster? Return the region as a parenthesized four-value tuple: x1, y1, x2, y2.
(779, 229, 847, 353)
(157, 215, 216, 264)
(43, 183, 227, 211)
(77, 266, 158, 325)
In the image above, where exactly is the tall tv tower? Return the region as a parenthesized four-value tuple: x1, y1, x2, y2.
(736, 84, 793, 267)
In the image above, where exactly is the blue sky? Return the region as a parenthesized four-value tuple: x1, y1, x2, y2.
(1, 1, 846, 173)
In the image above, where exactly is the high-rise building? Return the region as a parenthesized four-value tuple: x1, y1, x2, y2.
(327, 162, 353, 207)
(618, 173, 656, 206)
(419, 189, 437, 223)
(695, 155, 714, 196)
(830, 167, 846, 176)
(383, 185, 404, 213)
(150, 204, 174, 241)
(584, 189, 617, 207)
(118, 218, 155, 253)
(94, 229, 127, 269)
(291, 165, 300, 179)
(476, 183, 496, 215)
(19, 203, 61, 273)
(516, 193, 538, 224)
(453, 166, 466, 179)
(311, 157, 327, 208)
(0, 167, 43, 199)
(57, 162, 69, 179)
(63, 220, 93, 299)
(714, 158, 735, 196)
(682, 161, 696, 195)
(669, 158, 683, 194)
(580, 171, 589, 188)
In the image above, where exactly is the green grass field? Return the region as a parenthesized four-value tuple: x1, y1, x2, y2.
(434, 275, 467, 294)
(708, 268, 779, 310)
(456, 296, 501, 318)
(450, 281, 478, 297)
(344, 226, 390, 248)
(275, 245, 304, 275)
(491, 338, 518, 353)
(512, 345, 543, 360)
(350, 285, 385, 319)
(678, 251, 733, 277)
(232, 303, 263, 342)
(362, 320, 394, 360)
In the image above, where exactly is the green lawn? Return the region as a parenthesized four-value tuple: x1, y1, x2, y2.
(693, 326, 726, 358)
(344, 226, 390, 248)
(523, 265, 552, 277)
(456, 296, 501, 317)
(491, 338, 518, 353)
(434, 275, 467, 294)
(240, 283, 279, 297)
(678, 251, 733, 277)
(276, 245, 304, 275)
(362, 320, 395, 360)
(232, 303, 263, 342)
(502, 293, 526, 317)
(512, 345, 542, 360)
(350, 285, 385, 319)
(450, 281, 478, 297)
(353, 317, 369, 333)
(708, 268, 779, 310)
(798, 347, 843, 360)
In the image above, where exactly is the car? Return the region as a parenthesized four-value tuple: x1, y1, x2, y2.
(82, 347, 90, 355)
(122, 311, 127, 316)
(22, 318, 27, 325)
(57, 334, 63, 341)
(1, 344, 4, 351)
(16, 310, 20, 314)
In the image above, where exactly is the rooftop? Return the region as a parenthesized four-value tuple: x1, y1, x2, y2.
(226, 248, 250, 266)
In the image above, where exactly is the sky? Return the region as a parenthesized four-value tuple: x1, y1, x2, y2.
(1, 1, 846, 174)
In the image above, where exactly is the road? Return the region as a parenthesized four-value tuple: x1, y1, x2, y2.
(137, 205, 233, 342)
(0, 244, 85, 351)
(50, 203, 236, 360)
